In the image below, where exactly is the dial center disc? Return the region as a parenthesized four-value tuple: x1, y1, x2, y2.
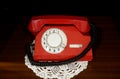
(47, 33, 62, 47)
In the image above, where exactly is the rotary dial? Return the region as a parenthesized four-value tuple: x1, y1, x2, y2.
(41, 28, 67, 54)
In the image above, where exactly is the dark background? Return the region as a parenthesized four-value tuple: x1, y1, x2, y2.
(0, 1, 120, 79)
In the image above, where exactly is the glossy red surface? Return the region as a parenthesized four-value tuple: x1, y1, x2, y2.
(28, 15, 92, 61)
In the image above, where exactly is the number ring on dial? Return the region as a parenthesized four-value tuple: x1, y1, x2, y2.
(41, 28, 67, 54)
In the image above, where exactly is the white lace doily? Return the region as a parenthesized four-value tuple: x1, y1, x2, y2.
(24, 40, 88, 79)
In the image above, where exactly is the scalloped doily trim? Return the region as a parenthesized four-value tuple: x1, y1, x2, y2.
(25, 55, 88, 79)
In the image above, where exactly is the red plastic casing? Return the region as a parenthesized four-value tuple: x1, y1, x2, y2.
(28, 15, 93, 61)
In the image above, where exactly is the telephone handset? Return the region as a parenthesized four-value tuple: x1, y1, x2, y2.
(26, 15, 95, 66)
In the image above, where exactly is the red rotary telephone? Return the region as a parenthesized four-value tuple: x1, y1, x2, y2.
(27, 15, 95, 66)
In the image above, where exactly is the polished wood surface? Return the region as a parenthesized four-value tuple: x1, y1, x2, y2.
(0, 16, 120, 79)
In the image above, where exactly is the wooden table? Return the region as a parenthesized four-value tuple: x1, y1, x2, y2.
(0, 16, 120, 79)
